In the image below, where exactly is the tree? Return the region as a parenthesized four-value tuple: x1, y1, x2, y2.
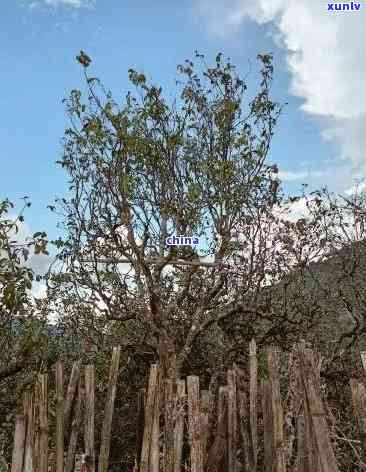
(48, 51, 286, 380)
(218, 186, 366, 356)
(0, 198, 52, 383)
(289, 187, 366, 351)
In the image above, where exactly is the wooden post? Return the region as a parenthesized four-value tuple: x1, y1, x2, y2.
(187, 376, 202, 472)
(64, 362, 81, 436)
(298, 345, 339, 472)
(200, 390, 210, 470)
(134, 388, 146, 471)
(140, 364, 159, 472)
(39, 374, 48, 472)
(206, 386, 228, 472)
(11, 414, 26, 472)
(150, 370, 161, 472)
(238, 389, 252, 472)
(296, 404, 306, 472)
(350, 378, 366, 461)
(164, 377, 174, 472)
(98, 346, 121, 472)
(262, 378, 273, 472)
(174, 380, 186, 472)
(360, 352, 366, 376)
(56, 361, 64, 472)
(65, 381, 83, 472)
(227, 370, 237, 472)
(23, 391, 35, 472)
(249, 339, 258, 471)
(33, 382, 40, 472)
(84, 365, 95, 472)
(267, 347, 286, 472)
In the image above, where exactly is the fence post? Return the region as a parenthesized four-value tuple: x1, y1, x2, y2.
(65, 380, 83, 472)
(350, 378, 366, 461)
(267, 346, 286, 472)
(187, 376, 202, 472)
(140, 364, 159, 472)
(262, 378, 273, 472)
(98, 346, 121, 472)
(11, 414, 26, 472)
(64, 361, 81, 437)
(33, 383, 39, 472)
(23, 391, 34, 472)
(174, 380, 186, 472)
(150, 368, 161, 472)
(163, 376, 175, 472)
(249, 339, 258, 471)
(227, 369, 237, 472)
(39, 374, 48, 472)
(56, 361, 64, 472)
(238, 389, 252, 472)
(84, 365, 95, 472)
(206, 386, 228, 472)
(298, 345, 339, 472)
(134, 388, 146, 471)
(200, 390, 210, 470)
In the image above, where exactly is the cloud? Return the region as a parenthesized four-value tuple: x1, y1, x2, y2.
(26, 0, 95, 8)
(278, 169, 326, 182)
(199, 0, 366, 186)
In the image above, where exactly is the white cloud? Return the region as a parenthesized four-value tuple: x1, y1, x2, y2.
(278, 169, 326, 182)
(27, 0, 95, 8)
(199, 0, 366, 185)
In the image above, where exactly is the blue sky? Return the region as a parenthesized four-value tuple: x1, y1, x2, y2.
(1, 0, 365, 246)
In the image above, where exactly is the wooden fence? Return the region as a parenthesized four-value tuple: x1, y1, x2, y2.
(8, 341, 366, 471)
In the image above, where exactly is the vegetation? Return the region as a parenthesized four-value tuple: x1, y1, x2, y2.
(1, 51, 366, 470)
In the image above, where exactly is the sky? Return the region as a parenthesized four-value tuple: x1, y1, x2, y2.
(1, 0, 365, 289)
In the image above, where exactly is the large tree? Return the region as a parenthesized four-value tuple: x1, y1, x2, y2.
(49, 51, 289, 379)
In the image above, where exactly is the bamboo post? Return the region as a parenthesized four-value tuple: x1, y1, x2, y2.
(84, 365, 95, 472)
(64, 362, 81, 436)
(98, 346, 121, 472)
(23, 391, 35, 472)
(140, 364, 159, 472)
(249, 339, 258, 470)
(11, 414, 26, 472)
(227, 369, 237, 472)
(39, 374, 48, 472)
(200, 390, 210, 470)
(65, 381, 83, 472)
(187, 376, 202, 472)
(56, 361, 64, 472)
(350, 378, 366, 461)
(174, 380, 186, 472)
(267, 347, 286, 472)
(298, 345, 339, 472)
